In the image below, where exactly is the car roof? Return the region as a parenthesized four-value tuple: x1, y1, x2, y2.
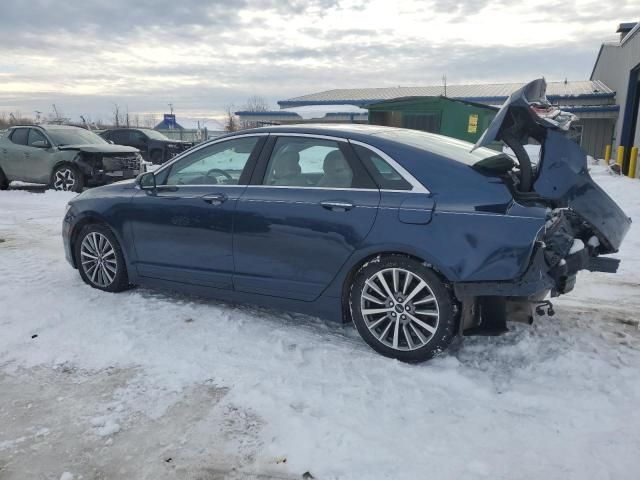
(9, 124, 89, 130)
(239, 123, 390, 137)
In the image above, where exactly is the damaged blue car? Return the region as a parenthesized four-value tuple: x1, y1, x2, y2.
(63, 79, 631, 362)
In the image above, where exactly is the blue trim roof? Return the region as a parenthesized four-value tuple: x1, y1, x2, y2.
(279, 81, 616, 109)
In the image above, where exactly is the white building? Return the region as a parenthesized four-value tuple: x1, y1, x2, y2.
(591, 22, 640, 170)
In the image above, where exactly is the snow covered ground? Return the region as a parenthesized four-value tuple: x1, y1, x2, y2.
(1, 166, 639, 479)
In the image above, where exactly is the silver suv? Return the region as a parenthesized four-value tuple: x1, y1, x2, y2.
(0, 124, 142, 192)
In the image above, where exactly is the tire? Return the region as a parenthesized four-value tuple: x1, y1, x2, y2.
(349, 255, 457, 363)
(51, 164, 84, 192)
(74, 223, 130, 292)
(0, 168, 8, 190)
(150, 150, 164, 164)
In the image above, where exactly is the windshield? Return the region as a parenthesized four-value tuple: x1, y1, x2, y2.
(141, 129, 170, 140)
(373, 129, 500, 166)
(47, 128, 107, 146)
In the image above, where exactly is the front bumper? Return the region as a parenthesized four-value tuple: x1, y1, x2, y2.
(86, 169, 140, 186)
(62, 208, 75, 267)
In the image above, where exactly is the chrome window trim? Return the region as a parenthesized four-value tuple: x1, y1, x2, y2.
(147, 132, 429, 194)
(152, 132, 270, 179)
(348, 139, 430, 194)
(270, 132, 349, 143)
(246, 185, 378, 192)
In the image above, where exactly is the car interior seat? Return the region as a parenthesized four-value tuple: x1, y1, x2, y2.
(317, 150, 353, 188)
(269, 151, 306, 186)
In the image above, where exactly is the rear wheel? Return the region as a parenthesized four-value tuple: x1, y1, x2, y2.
(74, 224, 129, 292)
(52, 164, 84, 192)
(0, 168, 8, 190)
(349, 255, 457, 363)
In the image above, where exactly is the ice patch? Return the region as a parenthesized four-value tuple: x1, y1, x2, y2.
(90, 416, 121, 437)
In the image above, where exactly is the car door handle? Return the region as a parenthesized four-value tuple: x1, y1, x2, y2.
(202, 193, 227, 205)
(321, 201, 354, 211)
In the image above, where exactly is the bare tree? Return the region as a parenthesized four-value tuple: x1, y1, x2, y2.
(112, 103, 121, 127)
(224, 105, 238, 132)
(1, 111, 34, 127)
(243, 95, 270, 112)
(239, 95, 271, 129)
(142, 114, 159, 128)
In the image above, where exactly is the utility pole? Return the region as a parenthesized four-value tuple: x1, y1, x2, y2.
(442, 75, 447, 97)
(168, 103, 174, 115)
(52, 104, 60, 120)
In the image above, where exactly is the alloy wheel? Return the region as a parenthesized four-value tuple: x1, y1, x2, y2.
(80, 232, 118, 288)
(53, 168, 77, 191)
(360, 267, 440, 351)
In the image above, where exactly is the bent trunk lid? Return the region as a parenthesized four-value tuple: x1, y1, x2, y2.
(473, 78, 631, 253)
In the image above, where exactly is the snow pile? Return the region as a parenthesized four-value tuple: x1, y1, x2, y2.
(0, 174, 639, 479)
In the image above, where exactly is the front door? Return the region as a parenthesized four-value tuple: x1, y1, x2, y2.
(23, 128, 54, 183)
(129, 135, 265, 289)
(233, 135, 380, 301)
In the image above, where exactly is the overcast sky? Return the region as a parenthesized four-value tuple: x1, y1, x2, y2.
(0, 0, 637, 125)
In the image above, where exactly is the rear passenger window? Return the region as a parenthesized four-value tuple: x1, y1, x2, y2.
(352, 144, 411, 191)
(10, 128, 28, 146)
(264, 137, 355, 188)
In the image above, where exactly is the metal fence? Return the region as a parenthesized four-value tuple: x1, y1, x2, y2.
(156, 129, 226, 143)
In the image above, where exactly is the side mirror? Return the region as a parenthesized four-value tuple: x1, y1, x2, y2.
(32, 140, 50, 148)
(136, 171, 156, 190)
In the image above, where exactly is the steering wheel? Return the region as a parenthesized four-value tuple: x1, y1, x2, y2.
(205, 168, 233, 183)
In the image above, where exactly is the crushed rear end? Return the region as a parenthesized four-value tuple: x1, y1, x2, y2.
(456, 79, 631, 332)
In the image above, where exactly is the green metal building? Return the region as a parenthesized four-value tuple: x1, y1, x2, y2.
(367, 96, 498, 144)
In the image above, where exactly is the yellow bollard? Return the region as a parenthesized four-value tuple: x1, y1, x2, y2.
(629, 147, 638, 179)
(604, 144, 611, 165)
(616, 146, 625, 167)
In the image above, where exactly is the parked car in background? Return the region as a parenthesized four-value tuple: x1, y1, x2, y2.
(99, 128, 193, 164)
(0, 125, 142, 192)
(62, 79, 630, 363)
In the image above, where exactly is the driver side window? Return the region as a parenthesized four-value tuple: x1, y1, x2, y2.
(163, 136, 259, 186)
(27, 129, 48, 148)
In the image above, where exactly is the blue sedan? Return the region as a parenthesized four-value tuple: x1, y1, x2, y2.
(63, 80, 630, 362)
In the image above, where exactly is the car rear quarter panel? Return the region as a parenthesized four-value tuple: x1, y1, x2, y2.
(323, 139, 548, 297)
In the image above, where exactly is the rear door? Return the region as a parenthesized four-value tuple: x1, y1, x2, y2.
(129, 134, 266, 289)
(233, 134, 380, 301)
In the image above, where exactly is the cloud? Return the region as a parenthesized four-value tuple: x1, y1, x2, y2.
(0, 0, 634, 121)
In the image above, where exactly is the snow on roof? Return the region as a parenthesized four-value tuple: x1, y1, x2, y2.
(278, 80, 615, 108)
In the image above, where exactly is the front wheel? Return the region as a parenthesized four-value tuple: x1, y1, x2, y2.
(51, 164, 84, 192)
(349, 255, 457, 363)
(150, 150, 164, 164)
(74, 224, 130, 292)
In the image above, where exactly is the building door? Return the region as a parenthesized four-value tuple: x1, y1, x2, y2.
(620, 63, 640, 172)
